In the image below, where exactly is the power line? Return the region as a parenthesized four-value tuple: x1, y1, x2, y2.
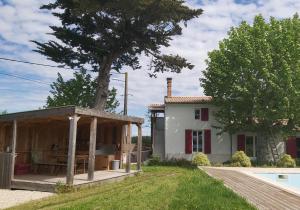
(0, 57, 87, 72)
(0, 71, 126, 87)
(0, 72, 51, 86)
(0, 56, 127, 76)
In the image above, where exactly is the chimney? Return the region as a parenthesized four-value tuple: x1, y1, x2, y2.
(167, 78, 172, 97)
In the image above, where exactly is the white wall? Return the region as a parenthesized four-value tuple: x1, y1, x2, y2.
(164, 103, 232, 163)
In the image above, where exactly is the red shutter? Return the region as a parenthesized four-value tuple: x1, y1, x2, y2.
(204, 129, 211, 154)
(286, 137, 297, 158)
(201, 108, 209, 121)
(185, 130, 192, 154)
(237, 134, 245, 151)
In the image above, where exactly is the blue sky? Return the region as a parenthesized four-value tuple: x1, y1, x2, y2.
(0, 0, 300, 135)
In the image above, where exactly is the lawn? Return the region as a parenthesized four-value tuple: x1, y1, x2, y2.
(9, 166, 256, 210)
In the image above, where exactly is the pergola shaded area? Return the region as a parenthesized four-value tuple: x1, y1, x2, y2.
(0, 106, 143, 191)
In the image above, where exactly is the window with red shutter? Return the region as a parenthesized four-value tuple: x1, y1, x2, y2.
(204, 129, 211, 154)
(201, 108, 209, 121)
(185, 130, 192, 154)
(195, 109, 200, 120)
(237, 134, 245, 151)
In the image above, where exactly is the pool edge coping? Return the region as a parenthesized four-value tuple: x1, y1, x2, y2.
(240, 170, 300, 197)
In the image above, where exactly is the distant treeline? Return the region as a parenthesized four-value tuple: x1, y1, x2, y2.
(132, 136, 151, 147)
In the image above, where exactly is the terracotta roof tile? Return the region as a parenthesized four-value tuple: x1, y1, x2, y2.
(165, 96, 212, 104)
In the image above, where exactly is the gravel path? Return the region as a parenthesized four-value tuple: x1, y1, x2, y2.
(0, 189, 53, 209)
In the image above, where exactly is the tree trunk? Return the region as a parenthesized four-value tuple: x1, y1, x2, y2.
(256, 133, 271, 163)
(93, 56, 113, 110)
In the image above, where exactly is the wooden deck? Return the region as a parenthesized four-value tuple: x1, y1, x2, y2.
(203, 167, 300, 210)
(12, 170, 136, 192)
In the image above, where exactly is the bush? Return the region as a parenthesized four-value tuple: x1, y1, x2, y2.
(211, 162, 223, 167)
(277, 154, 296, 168)
(231, 151, 251, 167)
(192, 152, 211, 166)
(147, 154, 161, 166)
(55, 181, 75, 193)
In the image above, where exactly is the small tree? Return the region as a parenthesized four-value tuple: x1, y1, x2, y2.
(46, 70, 119, 112)
(33, 0, 202, 110)
(201, 14, 300, 162)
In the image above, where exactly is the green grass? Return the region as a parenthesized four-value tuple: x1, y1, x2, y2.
(9, 166, 256, 210)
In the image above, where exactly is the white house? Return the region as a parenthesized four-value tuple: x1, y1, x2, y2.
(149, 78, 298, 163)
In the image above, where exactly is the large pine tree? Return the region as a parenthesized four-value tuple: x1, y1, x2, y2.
(34, 0, 202, 110)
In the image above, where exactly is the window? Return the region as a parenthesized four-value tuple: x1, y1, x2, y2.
(195, 108, 209, 121)
(192, 131, 203, 152)
(245, 136, 256, 157)
(195, 109, 200, 120)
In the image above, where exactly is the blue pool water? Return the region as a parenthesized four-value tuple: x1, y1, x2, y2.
(256, 173, 300, 191)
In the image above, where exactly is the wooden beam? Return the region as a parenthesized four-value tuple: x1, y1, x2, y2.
(10, 120, 17, 185)
(0, 106, 75, 122)
(137, 124, 142, 171)
(66, 115, 80, 185)
(88, 117, 97, 181)
(125, 123, 131, 173)
(75, 107, 144, 124)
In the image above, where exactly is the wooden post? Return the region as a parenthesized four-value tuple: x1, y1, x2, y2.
(10, 120, 17, 183)
(88, 117, 97, 181)
(137, 124, 142, 171)
(120, 125, 125, 169)
(67, 115, 80, 185)
(125, 123, 131, 173)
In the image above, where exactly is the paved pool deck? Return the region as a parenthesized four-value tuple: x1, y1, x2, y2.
(202, 167, 300, 210)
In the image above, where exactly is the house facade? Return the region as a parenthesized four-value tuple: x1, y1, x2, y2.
(149, 78, 299, 163)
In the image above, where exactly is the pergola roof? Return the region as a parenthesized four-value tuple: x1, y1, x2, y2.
(0, 106, 144, 124)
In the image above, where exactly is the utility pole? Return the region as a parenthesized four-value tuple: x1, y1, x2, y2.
(123, 72, 128, 115)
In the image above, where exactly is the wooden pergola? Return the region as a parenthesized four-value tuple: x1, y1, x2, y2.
(0, 106, 144, 187)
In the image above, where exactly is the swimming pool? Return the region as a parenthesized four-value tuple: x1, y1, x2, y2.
(255, 173, 300, 191)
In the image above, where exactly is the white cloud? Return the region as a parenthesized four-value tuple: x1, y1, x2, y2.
(1, 0, 300, 135)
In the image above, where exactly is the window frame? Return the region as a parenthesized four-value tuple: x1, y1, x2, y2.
(194, 109, 201, 120)
(192, 130, 204, 153)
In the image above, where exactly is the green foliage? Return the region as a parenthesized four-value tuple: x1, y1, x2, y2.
(33, 0, 202, 110)
(147, 155, 195, 168)
(46, 70, 119, 112)
(201, 14, 300, 137)
(211, 162, 224, 167)
(231, 151, 251, 167)
(55, 181, 75, 193)
(131, 136, 151, 147)
(192, 152, 211, 166)
(147, 154, 161, 166)
(277, 154, 296, 168)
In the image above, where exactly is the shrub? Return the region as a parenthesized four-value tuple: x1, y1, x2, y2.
(55, 181, 75, 193)
(211, 162, 223, 167)
(231, 151, 251, 167)
(147, 154, 161, 166)
(277, 154, 296, 168)
(192, 152, 211, 166)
